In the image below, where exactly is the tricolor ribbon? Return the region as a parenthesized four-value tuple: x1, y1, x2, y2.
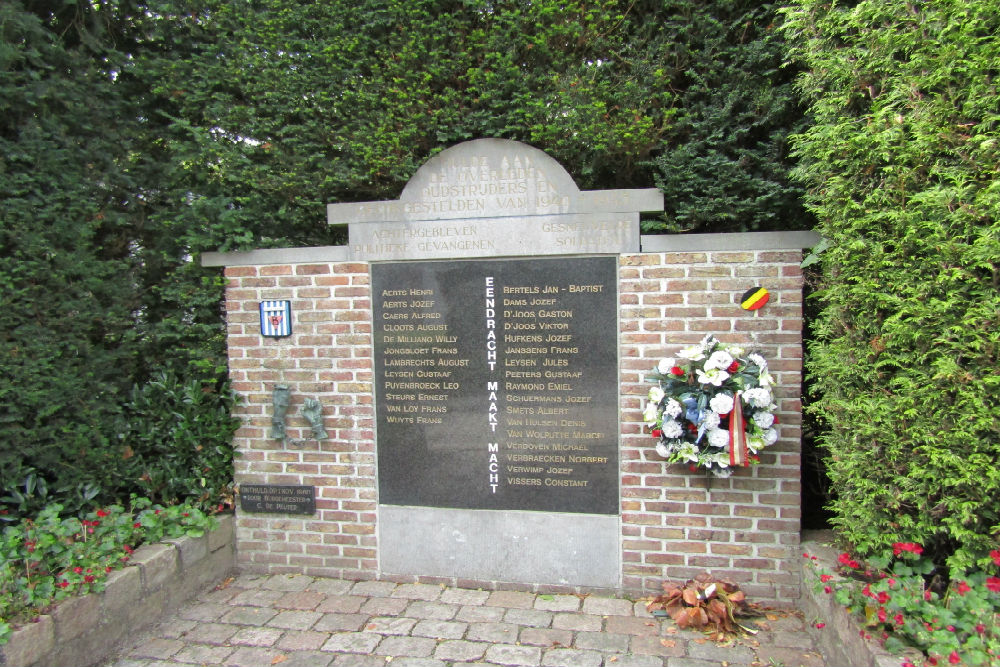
(729, 391, 749, 467)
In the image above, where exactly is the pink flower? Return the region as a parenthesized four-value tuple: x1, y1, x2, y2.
(820, 574, 833, 583)
(985, 576, 1000, 593)
(976, 623, 986, 634)
(877, 607, 887, 623)
(990, 549, 1000, 566)
(824, 586, 832, 594)
(877, 591, 890, 604)
(58, 580, 69, 589)
(96, 509, 109, 517)
(73, 566, 83, 574)
(955, 581, 971, 596)
(949, 651, 961, 664)
(894, 613, 904, 625)
(814, 622, 825, 629)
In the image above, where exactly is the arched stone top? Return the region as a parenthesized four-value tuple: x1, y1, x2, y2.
(397, 138, 581, 220)
(328, 139, 662, 225)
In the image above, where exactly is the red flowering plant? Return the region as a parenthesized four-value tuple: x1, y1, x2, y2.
(643, 335, 777, 477)
(0, 497, 216, 645)
(804, 544, 1000, 666)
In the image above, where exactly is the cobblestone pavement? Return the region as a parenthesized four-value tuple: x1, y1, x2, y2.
(104, 574, 828, 667)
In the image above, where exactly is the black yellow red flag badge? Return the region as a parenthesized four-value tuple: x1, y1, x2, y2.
(740, 287, 769, 311)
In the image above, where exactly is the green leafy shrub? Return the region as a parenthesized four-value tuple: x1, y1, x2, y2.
(783, 0, 1000, 571)
(111, 373, 240, 509)
(0, 499, 217, 645)
(805, 546, 1000, 666)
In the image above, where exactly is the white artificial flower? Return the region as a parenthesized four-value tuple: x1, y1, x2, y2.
(758, 369, 775, 387)
(642, 401, 659, 424)
(655, 442, 672, 459)
(661, 419, 684, 439)
(696, 368, 730, 387)
(707, 428, 731, 448)
(728, 345, 745, 358)
(748, 353, 767, 369)
(648, 386, 665, 403)
(678, 344, 706, 361)
(656, 358, 676, 375)
(704, 350, 733, 371)
(763, 428, 779, 446)
(676, 442, 700, 462)
(701, 411, 721, 429)
(747, 436, 765, 453)
(742, 387, 772, 408)
(663, 398, 683, 418)
(709, 393, 734, 415)
(752, 411, 775, 429)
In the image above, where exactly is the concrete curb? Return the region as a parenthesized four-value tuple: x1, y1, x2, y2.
(0, 514, 235, 667)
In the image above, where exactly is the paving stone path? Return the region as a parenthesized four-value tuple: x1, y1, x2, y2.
(104, 574, 828, 667)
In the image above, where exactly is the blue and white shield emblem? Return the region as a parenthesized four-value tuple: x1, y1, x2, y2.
(259, 300, 292, 338)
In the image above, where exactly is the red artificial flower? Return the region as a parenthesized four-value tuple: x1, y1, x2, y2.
(651, 429, 662, 438)
(991, 549, 1000, 566)
(670, 366, 684, 376)
(986, 576, 1000, 593)
(820, 574, 833, 583)
(688, 464, 698, 472)
(727, 361, 740, 373)
(949, 651, 961, 664)
(955, 580, 971, 596)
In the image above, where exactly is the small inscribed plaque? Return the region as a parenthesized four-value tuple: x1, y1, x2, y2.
(240, 484, 316, 515)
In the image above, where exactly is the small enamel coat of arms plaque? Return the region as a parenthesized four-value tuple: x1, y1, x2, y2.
(259, 300, 292, 338)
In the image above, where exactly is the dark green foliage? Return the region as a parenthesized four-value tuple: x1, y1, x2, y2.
(784, 0, 1000, 572)
(1, 3, 140, 513)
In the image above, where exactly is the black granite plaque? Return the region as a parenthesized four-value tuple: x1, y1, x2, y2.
(240, 484, 316, 515)
(373, 256, 618, 514)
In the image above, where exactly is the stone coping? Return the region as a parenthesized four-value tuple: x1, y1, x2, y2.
(0, 515, 235, 667)
(200, 230, 821, 266)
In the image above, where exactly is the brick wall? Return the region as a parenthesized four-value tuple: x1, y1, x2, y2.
(224, 262, 377, 578)
(220, 246, 805, 602)
(618, 250, 805, 602)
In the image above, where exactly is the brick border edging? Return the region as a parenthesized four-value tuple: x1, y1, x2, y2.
(0, 514, 236, 667)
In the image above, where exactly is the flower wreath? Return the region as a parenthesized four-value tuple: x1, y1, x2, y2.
(643, 335, 778, 478)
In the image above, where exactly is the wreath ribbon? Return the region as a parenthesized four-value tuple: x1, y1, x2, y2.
(729, 391, 749, 467)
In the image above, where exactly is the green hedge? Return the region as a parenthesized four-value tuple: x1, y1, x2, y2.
(783, 0, 1000, 572)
